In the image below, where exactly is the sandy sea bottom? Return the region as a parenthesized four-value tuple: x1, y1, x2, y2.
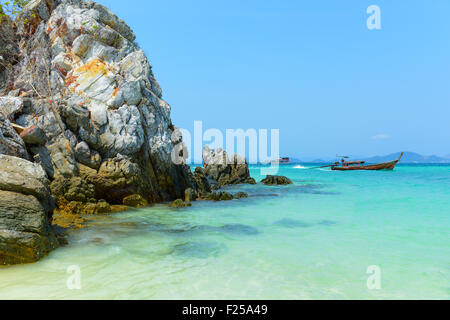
(0, 164, 449, 299)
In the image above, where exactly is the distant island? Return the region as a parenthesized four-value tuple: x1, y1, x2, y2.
(293, 152, 450, 164)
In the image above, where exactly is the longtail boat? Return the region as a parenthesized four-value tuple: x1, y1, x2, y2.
(331, 152, 404, 171)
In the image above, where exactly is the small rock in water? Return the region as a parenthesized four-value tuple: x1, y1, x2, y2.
(261, 175, 293, 185)
(122, 194, 148, 208)
(201, 146, 257, 187)
(169, 199, 192, 208)
(233, 192, 249, 199)
(204, 191, 234, 201)
(274, 218, 312, 228)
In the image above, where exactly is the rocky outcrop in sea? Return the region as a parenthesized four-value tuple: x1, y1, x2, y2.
(193, 146, 256, 199)
(261, 175, 293, 185)
(0, 0, 195, 264)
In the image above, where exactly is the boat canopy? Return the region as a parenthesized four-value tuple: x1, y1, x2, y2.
(343, 161, 365, 165)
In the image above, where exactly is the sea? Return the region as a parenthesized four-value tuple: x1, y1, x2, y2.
(0, 164, 449, 299)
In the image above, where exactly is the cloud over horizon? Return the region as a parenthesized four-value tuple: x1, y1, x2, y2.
(371, 134, 390, 140)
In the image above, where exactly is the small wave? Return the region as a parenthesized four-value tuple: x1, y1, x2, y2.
(293, 165, 307, 169)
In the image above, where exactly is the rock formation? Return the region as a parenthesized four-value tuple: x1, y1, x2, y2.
(196, 146, 256, 193)
(0, 155, 59, 265)
(261, 175, 293, 185)
(0, 0, 195, 264)
(1, 0, 195, 205)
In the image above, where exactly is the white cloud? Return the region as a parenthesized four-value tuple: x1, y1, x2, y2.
(371, 134, 390, 140)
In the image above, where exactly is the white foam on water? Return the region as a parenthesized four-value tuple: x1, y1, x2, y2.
(293, 165, 306, 169)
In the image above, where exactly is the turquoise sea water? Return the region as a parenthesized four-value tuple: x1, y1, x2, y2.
(0, 164, 449, 299)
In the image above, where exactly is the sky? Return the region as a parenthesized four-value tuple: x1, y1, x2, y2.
(97, 0, 450, 159)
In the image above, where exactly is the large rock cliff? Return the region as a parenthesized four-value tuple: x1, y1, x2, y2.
(1, 0, 195, 204)
(0, 0, 195, 264)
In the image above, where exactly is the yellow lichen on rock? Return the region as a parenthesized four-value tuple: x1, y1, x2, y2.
(75, 59, 110, 79)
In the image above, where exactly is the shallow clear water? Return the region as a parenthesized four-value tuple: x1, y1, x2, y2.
(0, 164, 449, 299)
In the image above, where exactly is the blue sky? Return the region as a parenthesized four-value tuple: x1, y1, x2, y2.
(98, 0, 450, 159)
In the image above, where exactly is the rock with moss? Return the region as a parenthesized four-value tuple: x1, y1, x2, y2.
(184, 187, 195, 203)
(202, 146, 256, 187)
(261, 175, 293, 185)
(110, 205, 130, 213)
(50, 175, 96, 204)
(193, 167, 212, 196)
(204, 191, 234, 201)
(234, 192, 249, 199)
(54, 199, 111, 215)
(84, 200, 111, 214)
(169, 199, 192, 208)
(123, 194, 148, 208)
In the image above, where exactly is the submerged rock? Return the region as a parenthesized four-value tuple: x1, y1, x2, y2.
(261, 175, 293, 185)
(274, 218, 312, 228)
(171, 241, 226, 259)
(217, 224, 260, 235)
(317, 220, 337, 226)
(202, 191, 249, 201)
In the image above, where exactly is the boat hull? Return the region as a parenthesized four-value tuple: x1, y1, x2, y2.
(332, 160, 399, 171)
(331, 153, 404, 171)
